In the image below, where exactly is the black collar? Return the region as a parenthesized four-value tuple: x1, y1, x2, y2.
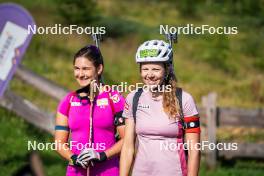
(76, 85, 90, 105)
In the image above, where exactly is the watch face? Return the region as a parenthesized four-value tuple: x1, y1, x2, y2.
(69, 155, 77, 165)
(190, 122, 195, 128)
(119, 117, 124, 123)
(69, 159, 74, 165)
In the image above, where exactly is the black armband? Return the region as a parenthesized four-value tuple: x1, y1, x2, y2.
(183, 121, 200, 129)
(69, 154, 78, 166)
(114, 111, 125, 126)
(99, 152, 107, 162)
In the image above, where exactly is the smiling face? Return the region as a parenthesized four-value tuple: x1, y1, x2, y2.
(140, 62, 166, 87)
(73, 56, 103, 87)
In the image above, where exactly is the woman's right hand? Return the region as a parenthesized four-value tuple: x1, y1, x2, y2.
(120, 118, 136, 176)
(69, 154, 89, 169)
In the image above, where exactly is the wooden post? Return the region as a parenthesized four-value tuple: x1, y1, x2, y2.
(202, 92, 217, 169)
(15, 66, 68, 101)
(30, 152, 45, 176)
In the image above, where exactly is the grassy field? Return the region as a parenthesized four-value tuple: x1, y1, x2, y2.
(0, 0, 264, 175)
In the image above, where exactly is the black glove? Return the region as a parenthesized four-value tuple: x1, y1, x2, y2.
(70, 154, 89, 169)
(78, 148, 107, 164)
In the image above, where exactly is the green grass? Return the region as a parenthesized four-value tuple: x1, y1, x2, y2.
(200, 159, 264, 176)
(0, 107, 66, 176)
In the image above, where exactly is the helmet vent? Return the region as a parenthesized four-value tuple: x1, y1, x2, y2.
(163, 51, 168, 57)
(157, 50, 161, 56)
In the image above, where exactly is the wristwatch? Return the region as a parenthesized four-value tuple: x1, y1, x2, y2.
(69, 154, 78, 165)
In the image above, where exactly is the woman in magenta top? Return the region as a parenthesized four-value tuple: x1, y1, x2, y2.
(55, 45, 125, 176)
(120, 40, 201, 176)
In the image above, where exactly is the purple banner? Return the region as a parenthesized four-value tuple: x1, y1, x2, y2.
(0, 3, 35, 98)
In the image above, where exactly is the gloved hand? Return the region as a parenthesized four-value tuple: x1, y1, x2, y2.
(70, 154, 89, 169)
(77, 148, 107, 164)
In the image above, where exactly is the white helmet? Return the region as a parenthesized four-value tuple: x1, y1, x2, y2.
(136, 40, 173, 63)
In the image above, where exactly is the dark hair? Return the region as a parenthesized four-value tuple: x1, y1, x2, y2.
(74, 45, 104, 66)
(73, 45, 104, 80)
